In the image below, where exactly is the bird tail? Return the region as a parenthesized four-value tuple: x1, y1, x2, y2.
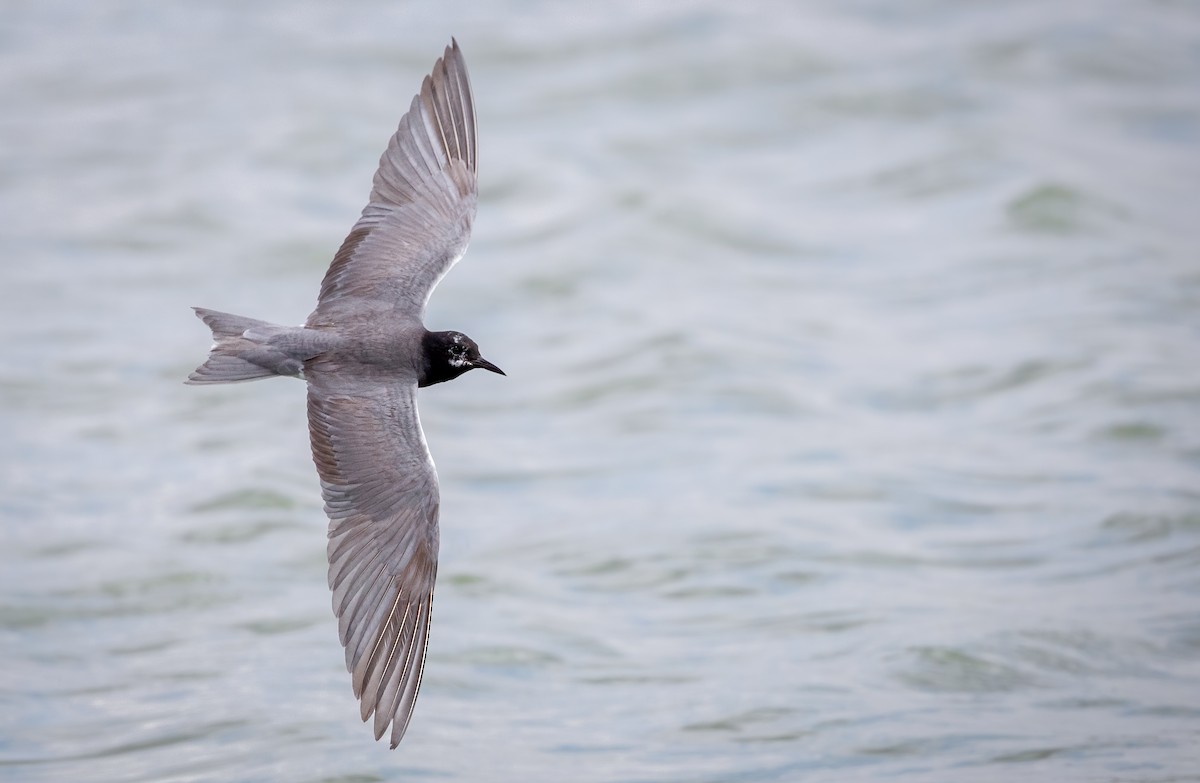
(185, 307, 300, 385)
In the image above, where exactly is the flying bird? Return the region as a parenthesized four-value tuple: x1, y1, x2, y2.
(186, 39, 502, 748)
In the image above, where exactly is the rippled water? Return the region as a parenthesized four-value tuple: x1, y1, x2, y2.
(3, 1, 1199, 781)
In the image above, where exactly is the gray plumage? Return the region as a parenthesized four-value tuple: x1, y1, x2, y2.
(186, 40, 503, 748)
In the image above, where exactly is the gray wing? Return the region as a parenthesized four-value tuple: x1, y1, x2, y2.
(308, 39, 477, 325)
(307, 378, 439, 748)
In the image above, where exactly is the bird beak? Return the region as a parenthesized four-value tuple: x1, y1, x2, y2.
(473, 357, 505, 376)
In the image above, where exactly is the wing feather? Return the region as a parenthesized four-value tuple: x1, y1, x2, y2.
(307, 379, 439, 746)
(308, 40, 477, 324)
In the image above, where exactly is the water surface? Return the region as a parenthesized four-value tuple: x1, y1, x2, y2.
(2, 1, 1199, 781)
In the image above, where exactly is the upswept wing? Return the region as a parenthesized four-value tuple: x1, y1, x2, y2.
(309, 39, 477, 325)
(307, 378, 440, 747)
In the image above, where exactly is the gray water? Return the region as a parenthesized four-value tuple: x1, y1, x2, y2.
(2, 1, 1199, 781)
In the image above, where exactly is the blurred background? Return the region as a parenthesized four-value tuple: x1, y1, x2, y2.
(2, 1, 1199, 781)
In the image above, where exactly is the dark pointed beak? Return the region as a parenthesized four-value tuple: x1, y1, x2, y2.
(473, 357, 505, 376)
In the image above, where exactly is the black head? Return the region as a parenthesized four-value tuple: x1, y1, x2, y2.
(419, 330, 505, 388)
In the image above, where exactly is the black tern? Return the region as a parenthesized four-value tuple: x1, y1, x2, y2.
(186, 40, 502, 747)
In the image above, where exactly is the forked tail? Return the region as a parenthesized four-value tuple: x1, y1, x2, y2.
(185, 307, 304, 385)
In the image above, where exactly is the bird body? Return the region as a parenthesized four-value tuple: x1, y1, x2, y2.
(185, 40, 501, 748)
